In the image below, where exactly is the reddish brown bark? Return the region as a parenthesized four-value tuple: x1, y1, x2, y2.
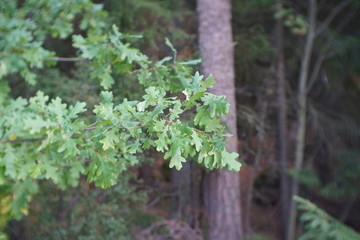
(197, 0, 243, 239)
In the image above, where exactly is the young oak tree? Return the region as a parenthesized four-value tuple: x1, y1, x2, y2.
(0, 0, 242, 233)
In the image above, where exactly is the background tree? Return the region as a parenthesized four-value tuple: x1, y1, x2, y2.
(0, 1, 241, 239)
(197, 0, 243, 239)
(274, 4, 289, 239)
(287, 1, 317, 239)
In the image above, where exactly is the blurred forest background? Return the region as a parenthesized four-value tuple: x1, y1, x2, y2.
(1, 0, 360, 239)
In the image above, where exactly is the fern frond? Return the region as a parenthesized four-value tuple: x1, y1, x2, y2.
(295, 196, 360, 240)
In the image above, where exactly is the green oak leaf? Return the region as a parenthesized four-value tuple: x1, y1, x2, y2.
(24, 116, 55, 134)
(164, 137, 182, 160)
(165, 37, 177, 60)
(194, 107, 221, 132)
(29, 91, 49, 111)
(155, 131, 169, 152)
(72, 35, 100, 59)
(58, 137, 81, 158)
(137, 101, 146, 112)
(169, 102, 183, 121)
(9, 180, 38, 219)
(191, 131, 202, 152)
(91, 65, 114, 90)
(100, 129, 120, 150)
(169, 155, 186, 170)
(154, 120, 166, 132)
(202, 93, 229, 118)
(100, 91, 113, 103)
(48, 97, 67, 123)
(4, 145, 17, 178)
(127, 139, 141, 154)
(221, 151, 241, 171)
(67, 102, 87, 119)
(200, 74, 215, 91)
(44, 163, 60, 183)
(68, 162, 85, 187)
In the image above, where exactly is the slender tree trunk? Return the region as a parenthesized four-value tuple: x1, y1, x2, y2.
(197, 0, 243, 239)
(170, 162, 191, 220)
(241, 165, 256, 237)
(287, 1, 317, 240)
(170, 161, 202, 227)
(242, 97, 267, 237)
(274, 6, 290, 240)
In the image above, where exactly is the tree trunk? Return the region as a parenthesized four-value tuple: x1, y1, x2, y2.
(274, 6, 290, 240)
(287, 1, 317, 240)
(197, 0, 243, 239)
(170, 161, 202, 228)
(170, 162, 191, 220)
(242, 96, 267, 237)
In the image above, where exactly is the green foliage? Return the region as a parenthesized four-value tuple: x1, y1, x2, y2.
(0, 0, 241, 234)
(232, 0, 274, 64)
(0, 0, 106, 85)
(319, 150, 360, 199)
(288, 165, 321, 189)
(293, 112, 360, 200)
(20, 174, 154, 240)
(104, 0, 190, 51)
(274, 5, 308, 35)
(295, 196, 360, 240)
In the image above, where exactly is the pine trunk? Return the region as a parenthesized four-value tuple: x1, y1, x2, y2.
(197, 0, 243, 239)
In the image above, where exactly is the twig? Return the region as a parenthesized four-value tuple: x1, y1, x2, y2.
(83, 121, 100, 131)
(44, 57, 83, 62)
(2, 136, 46, 143)
(145, 191, 179, 209)
(334, 8, 357, 33)
(194, 128, 214, 137)
(132, 63, 177, 73)
(307, 54, 326, 92)
(316, 0, 351, 36)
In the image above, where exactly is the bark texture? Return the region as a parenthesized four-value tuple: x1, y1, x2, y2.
(197, 0, 243, 239)
(274, 7, 290, 240)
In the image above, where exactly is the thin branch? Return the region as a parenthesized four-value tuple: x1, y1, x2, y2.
(3, 120, 101, 144)
(83, 121, 100, 131)
(132, 63, 178, 74)
(307, 5, 357, 92)
(307, 54, 326, 92)
(334, 8, 357, 33)
(44, 57, 83, 62)
(2, 137, 46, 143)
(194, 128, 215, 137)
(132, 65, 166, 74)
(146, 191, 179, 209)
(3, 107, 221, 145)
(316, 0, 351, 36)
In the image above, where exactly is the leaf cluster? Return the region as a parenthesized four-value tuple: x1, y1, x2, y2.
(0, 0, 241, 228)
(22, 174, 152, 240)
